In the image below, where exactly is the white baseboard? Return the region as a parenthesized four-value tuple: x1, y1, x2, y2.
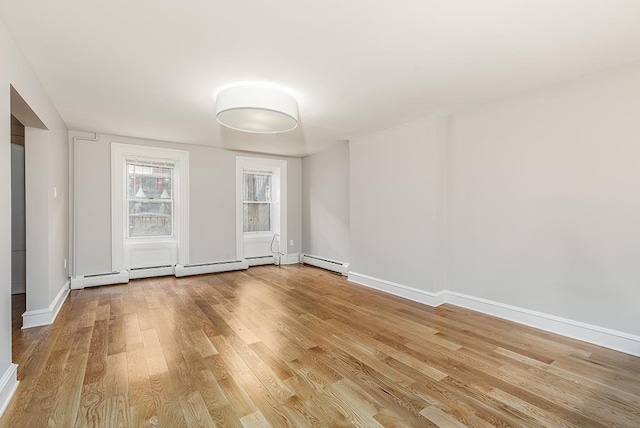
(129, 266, 174, 279)
(302, 254, 350, 275)
(11, 281, 25, 295)
(445, 291, 640, 358)
(71, 271, 129, 289)
(22, 280, 70, 329)
(347, 271, 640, 357)
(0, 364, 19, 418)
(174, 260, 249, 278)
(282, 253, 301, 265)
(247, 256, 276, 267)
(348, 272, 446, 306)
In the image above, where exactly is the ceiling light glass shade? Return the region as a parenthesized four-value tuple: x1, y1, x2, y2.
(215, 85, 299, 133)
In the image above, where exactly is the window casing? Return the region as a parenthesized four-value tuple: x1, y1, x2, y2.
(243, 170, 272, 233)
(126, 160, 174, 238)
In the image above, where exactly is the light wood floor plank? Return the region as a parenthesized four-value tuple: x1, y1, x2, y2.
(2, 264, 640, 427)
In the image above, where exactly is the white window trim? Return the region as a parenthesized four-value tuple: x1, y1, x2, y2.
(236, 156, 287, 262)
(111, 143, 189, 271)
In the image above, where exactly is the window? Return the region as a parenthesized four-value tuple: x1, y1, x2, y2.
(127, 161, 174, 237)
(243, 170, 272, 232)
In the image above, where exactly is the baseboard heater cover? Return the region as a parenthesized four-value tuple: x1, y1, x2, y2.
(174, 260, 249, 277)
(70, 270, 130, 289)
(247, 256, 276, 266)
(129, 265, 174, 279)
(301, 254, 350, 275)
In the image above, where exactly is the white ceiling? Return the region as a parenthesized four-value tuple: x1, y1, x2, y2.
(2, 1, 640, 156)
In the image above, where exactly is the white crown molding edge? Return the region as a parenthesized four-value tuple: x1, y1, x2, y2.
(0, 364, 19, 418)
(347, 271, 640, 357)
(22, 280, 70, 329)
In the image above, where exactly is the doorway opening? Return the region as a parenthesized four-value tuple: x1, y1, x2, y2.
(10, 115, 26, 330)
(236, 157, 287, 265)
(9, 86, 48, 334)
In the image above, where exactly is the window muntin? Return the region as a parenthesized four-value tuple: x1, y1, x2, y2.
(243, 171, 272, 233)
(127, 162, 174, 237)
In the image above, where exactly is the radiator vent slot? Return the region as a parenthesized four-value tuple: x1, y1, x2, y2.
(130, 265, 172, 271)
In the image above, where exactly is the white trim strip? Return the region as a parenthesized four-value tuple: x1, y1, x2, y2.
(247, 256, 276, 267)
(71, 271, 129, 290)
(348, 272, 446, 306)
(302, 254, 349, 275)
(282, 253, 301, 265)
(22, 280, 70, 329)
(0, 364, 19, 418)
(174, 260, 249, 277)
(347, 271, 640, 357)
(445, 291, 640, 357)
(129, 266, 174, 279)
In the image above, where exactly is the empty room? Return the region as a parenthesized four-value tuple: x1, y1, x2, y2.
(1, 1, 639, 427)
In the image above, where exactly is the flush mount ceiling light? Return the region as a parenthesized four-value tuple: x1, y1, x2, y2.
(215, 85, 299, 134)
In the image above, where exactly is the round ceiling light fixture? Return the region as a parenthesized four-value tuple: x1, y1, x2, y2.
(215, 85, 299, 134)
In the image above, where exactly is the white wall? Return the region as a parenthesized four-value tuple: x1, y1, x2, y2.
(1, 18, 68, 402)
(349, 116, 447, 292)
(302, 142, 350, 263)
(71, 132, 302, 276)
(448, 60, 640, 336)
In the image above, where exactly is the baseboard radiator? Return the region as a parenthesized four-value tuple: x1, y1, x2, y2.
(301, 254, 349, 275)
(174, 260, 249, 277)
(72, 259, 251, 287)
(129, 265, 174, 279)
(70, 270, 130, 289)
(246, 256, 276, 266)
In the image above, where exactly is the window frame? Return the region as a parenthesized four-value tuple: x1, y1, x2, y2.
(235, 156, 287, 263)
(111, 143, 189, 272)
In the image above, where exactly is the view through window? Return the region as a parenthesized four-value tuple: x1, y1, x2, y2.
(127, 161, 174, 237)
(243, 170, 272, 232)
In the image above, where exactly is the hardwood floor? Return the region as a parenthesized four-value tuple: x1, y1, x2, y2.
(2, 264, 640, 427)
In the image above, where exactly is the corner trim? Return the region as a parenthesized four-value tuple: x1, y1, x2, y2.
(22, 280, 70, 329)
(0, 364, 19, 418)
(347, 271, 640, 357)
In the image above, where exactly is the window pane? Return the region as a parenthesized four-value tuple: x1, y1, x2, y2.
(243, 203, 270, 232)
(129, 201, 172, 237)
(243, 172, 271, 202)
(127, 164, 172, 199)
